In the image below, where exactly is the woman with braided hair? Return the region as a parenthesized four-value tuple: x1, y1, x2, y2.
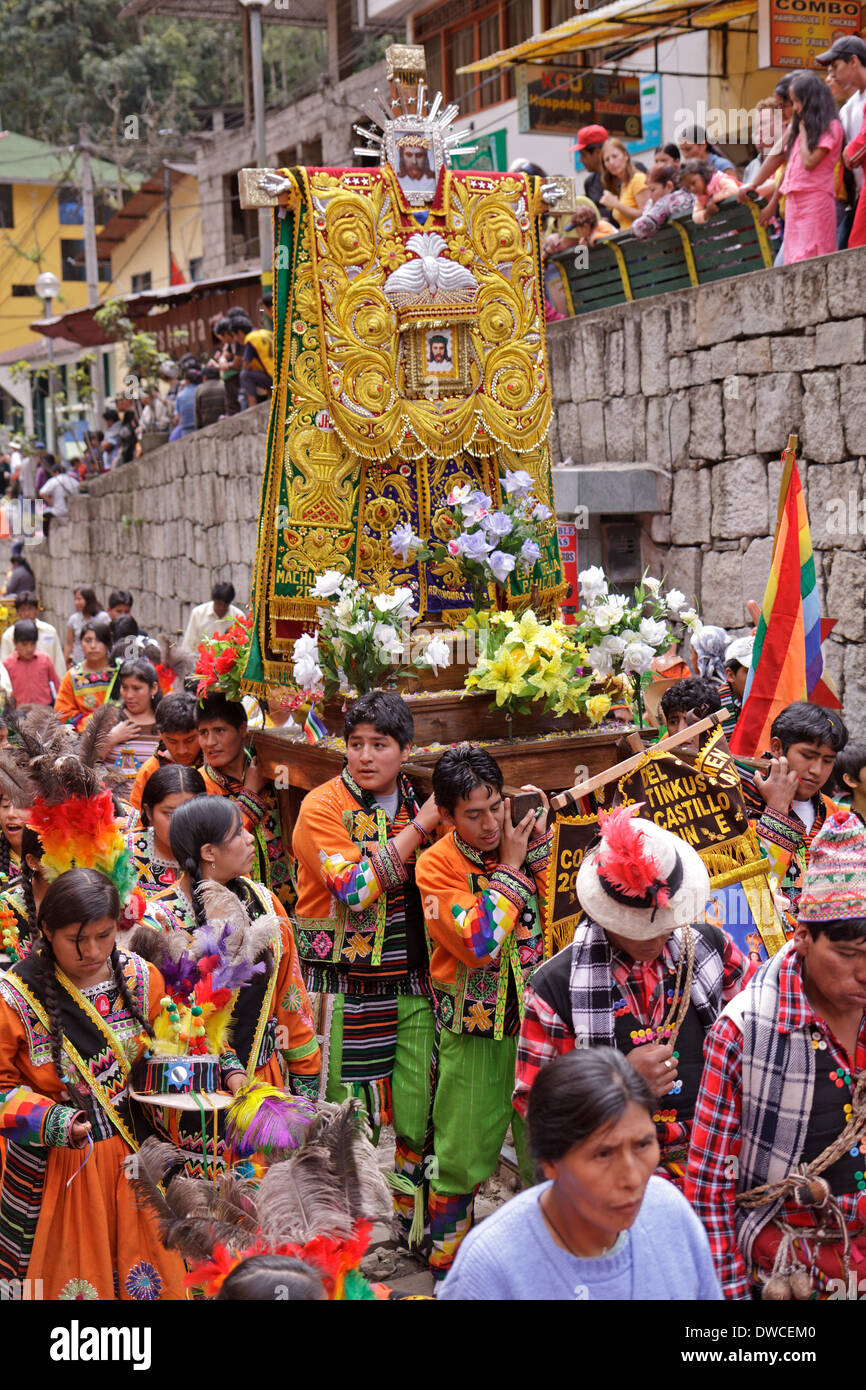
(0, 826, 47, 966)
(0, 868, 186, 1298)
(136, 796, 320, 1178)
(0, 794, 29, 890)
(129, 762, 206, 891)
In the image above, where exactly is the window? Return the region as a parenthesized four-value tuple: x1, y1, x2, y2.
(189, 257, 203, 282)
(414, 0, 533, 112)
(224, 173, 259, 264)
(11, 285, 36, 297)
(60, 239, 111, 282)
(131, 271, 152, 293)
(0, 185, 12, 229)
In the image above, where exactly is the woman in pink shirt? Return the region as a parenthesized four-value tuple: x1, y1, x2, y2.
(778, 70, 843, 262)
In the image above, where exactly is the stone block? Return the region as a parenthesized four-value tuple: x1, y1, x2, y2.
(547, 412, 562, 465)
(604, 395, 640, 460)
(700, 549, 744, 627)
(737, 339, 772, 375)
(671, 468, 711, 545)
(741, 535, 775, 612)
(709, 341, 739, 379)
(547, 330, 571, 405)
(690, 351, 712, 386)
(649, 513, 671, 545)
(711, 456, 769, 538)
(800, 372, 845, 464)
(640, 306, 669, 395)
(604, 327, 624, 399)
(567, 331, 587, 404)
(739, 271, 786, 336)
(669, 357, 690, 390)
(579, 398, 606, 459)
(815, 317, 865, 366)
(840, 364, 866, 456)
(825, 551, 866, 641)
(695, 278, 744, 346)
(723, 375, 756, 455)
(827, 247, 866, 310)
(623, 315, 641, 396)
(755, 373, 803, 454)
(781, 259, 829, 328)
(809, 459, 866, 553)
(842, 641, 866, 735)
(770, 336, 815, 373)
(580, 322, 607, 400)
(667, 291, 697, 352)
(662, 546, 702, 609)
(556, 401, 581, 459)
(688, 384, 724, 461)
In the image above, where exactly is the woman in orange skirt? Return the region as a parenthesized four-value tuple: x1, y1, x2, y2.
(0, 867, 187, 1300)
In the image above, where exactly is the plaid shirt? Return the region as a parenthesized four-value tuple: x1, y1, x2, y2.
(514, 931, 752, 1117)
(684, 949, 866, 1300)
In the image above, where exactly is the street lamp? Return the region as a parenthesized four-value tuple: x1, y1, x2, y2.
(239, 0, 273, 284)
(35, 270, 61, 455)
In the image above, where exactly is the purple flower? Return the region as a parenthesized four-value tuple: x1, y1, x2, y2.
(488, 550, 516, 583)
(531, 502, 553, 521)
(520, 538, 542, 564)
(501, 469, 534, 496)
(389, 522, 422, 563)
(461, 531, 492, 561)
(484, 510, 513, 538)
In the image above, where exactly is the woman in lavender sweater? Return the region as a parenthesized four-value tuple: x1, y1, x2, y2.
(438, 1048, 720, 1301)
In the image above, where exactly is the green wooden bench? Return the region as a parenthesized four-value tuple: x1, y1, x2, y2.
(546, 197, 774, 317)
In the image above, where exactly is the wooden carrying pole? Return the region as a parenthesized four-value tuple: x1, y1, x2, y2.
(550, 709, 733, 811)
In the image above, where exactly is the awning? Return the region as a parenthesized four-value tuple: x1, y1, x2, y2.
(29, 269, 262, 348)
(457, 0, 757, 73)
(96, 164, 196, 260)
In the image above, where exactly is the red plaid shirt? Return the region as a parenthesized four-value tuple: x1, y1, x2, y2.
(684, 950, 866, 1300)
(514, 932, 752, 1117)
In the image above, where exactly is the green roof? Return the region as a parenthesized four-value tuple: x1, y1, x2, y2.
(0, 130, 140, 191)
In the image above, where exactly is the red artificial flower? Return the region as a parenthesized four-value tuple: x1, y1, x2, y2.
(215, 648, 237, 675)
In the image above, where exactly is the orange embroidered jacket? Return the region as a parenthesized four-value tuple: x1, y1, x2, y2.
(415, 828, 552, 1040)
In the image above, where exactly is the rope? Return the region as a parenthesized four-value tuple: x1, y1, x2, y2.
(736, 1070, 866, 1296)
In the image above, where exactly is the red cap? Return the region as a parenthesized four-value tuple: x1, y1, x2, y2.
(570, 124, 610, 153)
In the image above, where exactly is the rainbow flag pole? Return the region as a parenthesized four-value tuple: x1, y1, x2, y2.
(303, 705, 328, 745)
(730, 434, 839, 759)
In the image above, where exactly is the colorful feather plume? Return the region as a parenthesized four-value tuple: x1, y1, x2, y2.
(225, 1083, 317, 1157)
(596, 804, 669, 905)
(29, 787, 138, 901)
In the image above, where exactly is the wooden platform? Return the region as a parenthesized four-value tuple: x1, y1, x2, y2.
(254, 723, 648, 843)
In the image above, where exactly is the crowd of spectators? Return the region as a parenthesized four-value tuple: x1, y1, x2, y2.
(545, 35, 866, 276)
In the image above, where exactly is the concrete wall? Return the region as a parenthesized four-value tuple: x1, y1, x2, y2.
(546, 245, 866, 735)
(27, 406, 267, 644)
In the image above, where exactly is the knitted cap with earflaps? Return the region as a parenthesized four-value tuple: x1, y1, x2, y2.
(797, 808, 866, 924)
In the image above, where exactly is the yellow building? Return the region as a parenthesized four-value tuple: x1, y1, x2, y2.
(96, 163, 202, 298)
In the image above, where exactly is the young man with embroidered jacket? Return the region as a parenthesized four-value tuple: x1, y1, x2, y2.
(415, 744, 552, 1280)
(740, 702, 847, 918)
(292, 690, 440, 1241)
(685, 809, 866, 1300)
(514, 808, 753, 1188)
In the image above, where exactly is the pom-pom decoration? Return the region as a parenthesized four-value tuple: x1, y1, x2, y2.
(595, 803, 670, 907)
(225, 1082, 317, 1157)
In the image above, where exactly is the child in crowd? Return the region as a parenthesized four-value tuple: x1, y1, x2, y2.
(3, 619, 61, 706)
(415, 744, 551, 1279)
(679, 158, 741, 223)
(630, 161, 694, 239)
(834, 742, 866, 824)
(128, 691, 202, 812)
(740, 701, 846, 915)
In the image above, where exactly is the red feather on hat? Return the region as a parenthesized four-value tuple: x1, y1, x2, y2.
(596, 805, 670, 906)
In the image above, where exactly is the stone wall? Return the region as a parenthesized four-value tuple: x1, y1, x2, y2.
(546, 245, 866, 735)
(26, 406, 268, 643)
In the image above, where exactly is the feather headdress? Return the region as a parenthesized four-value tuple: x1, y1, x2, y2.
(173, 1100, 393, 1299)
(595, 803, 671, 908)
(0, 706, 135, 903)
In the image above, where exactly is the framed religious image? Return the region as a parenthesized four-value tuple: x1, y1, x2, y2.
(404, 322, 472, 397)
(384, 126, 443, 203)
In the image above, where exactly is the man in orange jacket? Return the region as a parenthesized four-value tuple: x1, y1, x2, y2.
(415, 744, 552, 1279)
